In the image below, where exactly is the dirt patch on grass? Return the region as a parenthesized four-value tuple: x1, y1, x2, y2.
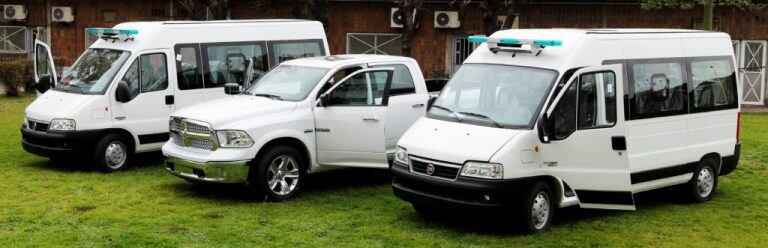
(74, 205, 96, 213)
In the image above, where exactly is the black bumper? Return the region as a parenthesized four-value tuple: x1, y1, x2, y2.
(719, 143, 740, 176)
(391, 162, 533, 209)
(21, 125, 102, 158)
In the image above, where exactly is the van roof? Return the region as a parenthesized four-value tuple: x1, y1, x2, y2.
(282, 54, 417, 68)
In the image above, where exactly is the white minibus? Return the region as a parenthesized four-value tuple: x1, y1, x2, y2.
(23, 20, 329, 172)
(391, 29, 741, 233)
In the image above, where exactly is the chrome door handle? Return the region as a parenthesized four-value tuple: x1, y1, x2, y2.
(412, 103, 425, 108)
(362, 116, 379, 121)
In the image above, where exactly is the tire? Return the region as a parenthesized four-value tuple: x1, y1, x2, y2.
(687, 158, 719, 203)
(93, 134, 130, 172)
(516, 181, 554, 234)
(249, 145, 305, 201)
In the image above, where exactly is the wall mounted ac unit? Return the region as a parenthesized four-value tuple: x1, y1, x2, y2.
(3, 5, 27, 20)
(434, 11, 459, 28)
(391, 7, 404, 28)
(52, 7, 74, 23)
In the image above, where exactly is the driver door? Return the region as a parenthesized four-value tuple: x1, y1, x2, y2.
(313, 68, 394, 168)
(33, 40, 57, 94)
(538, 64, 634, 210)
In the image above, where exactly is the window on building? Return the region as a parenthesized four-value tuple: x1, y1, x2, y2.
(688, 57, 738, 112)
(202, 42, 267, 88)
(0, 26, 27, 53)
(346, 33, 403, 56)
(102, 10, 117, 23)
(371, 64, 415, 95)
(268, 40, 324, 68)
(628, 59, 688, 119)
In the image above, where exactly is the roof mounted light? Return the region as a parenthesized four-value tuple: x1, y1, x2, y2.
(86, 28, 138, 42)
(468, 35, 562, 56)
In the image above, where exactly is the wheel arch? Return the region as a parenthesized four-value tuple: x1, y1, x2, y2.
(253, 137, 311, 172)
(700, 152, 722, 173)
(530, 175, 564, 207)
(100, 128, 137, 153)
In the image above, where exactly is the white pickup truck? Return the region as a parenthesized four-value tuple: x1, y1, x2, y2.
(162, 55, 430, 200)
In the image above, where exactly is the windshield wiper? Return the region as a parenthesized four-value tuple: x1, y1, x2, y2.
(430, 104, 462, 122)
(252, 93, 283, 101)
(458, 111, 504, 128)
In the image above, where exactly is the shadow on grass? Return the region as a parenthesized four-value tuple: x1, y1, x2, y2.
(26, 151, 165, 173)
(165, 167, 392, 203)
(403, 185, 691, 236)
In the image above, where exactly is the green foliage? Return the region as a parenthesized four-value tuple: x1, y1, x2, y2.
(641, 0, 753, 10)
(0, 60, 30, 97)
(1, 94, 767, 245)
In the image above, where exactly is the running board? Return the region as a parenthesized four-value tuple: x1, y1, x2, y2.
(575, 190, 636, 211)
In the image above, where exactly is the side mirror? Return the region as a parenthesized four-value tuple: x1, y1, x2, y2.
(427, 96, 437, 109)
(224, 83, 241, 95)
(36, 75, 51, 94)
(115, 81, 132, 103)
(318, 93, 331, 107)
(537, 113, 552, 143)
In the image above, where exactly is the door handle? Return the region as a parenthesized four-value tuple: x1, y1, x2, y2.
(165, 95, 175, 105)
(362, 116, 379, 121)
(611, 136, 626, 150)
(412, 103, 425, 108)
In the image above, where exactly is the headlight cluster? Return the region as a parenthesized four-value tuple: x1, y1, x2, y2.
(49, 118, 76, 131)
(460, 162, 503, 179)
(394, 146, 410, 166)
(216, 130, 254, 148)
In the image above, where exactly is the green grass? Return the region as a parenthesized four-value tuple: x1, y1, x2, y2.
(1, 93, 767, 247)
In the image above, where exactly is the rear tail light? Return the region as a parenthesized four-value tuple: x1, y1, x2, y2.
(737, 112, 742, 143)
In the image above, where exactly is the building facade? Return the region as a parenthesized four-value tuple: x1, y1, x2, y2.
(1, 0, 768, 105)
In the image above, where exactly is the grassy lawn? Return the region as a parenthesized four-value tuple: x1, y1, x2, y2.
(1, 93, 767, 247)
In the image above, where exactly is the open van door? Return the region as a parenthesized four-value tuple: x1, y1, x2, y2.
(33, 40, 58, 94)
(538, 64, 635, 210)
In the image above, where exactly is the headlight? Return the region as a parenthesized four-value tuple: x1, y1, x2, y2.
(460, 162, 503, 179)
(216, 130, 254, 148)
(394, 146, 410, 166)
(49, 118, 76, 131)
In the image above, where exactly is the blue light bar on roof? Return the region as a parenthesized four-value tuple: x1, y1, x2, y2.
(86, 28, 138, 41)
(468, 35, 562, 47)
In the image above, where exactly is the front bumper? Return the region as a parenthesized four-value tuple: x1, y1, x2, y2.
(165, 156, 251, 184)
(391, 162, 533, 209)
(20, 125, 101, 158)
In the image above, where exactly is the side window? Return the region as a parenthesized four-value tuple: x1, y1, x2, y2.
(628, 60, 687, 119)
(121, 60, 140, 100)
(688, 57, 738, 112)
(203, 43, 267, 88)
(175, 45, 203, 90)
(330, 71, 391, 106)
(551, 80, 577, 140)
(269, 40, 325, 68)
(578, 71, 617, 129)
(140, 53, 168, 93)
(319, 66, 363, 97)
(35, 44, 51, 77)
(372, 64, 415, 95)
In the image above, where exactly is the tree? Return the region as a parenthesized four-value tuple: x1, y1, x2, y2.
(177, 0, 233, 20)
(395, 0, 424, 56)
(641, 0, 753, 30)
(289, 0, 330, 28)
(450, 0, 521, 36)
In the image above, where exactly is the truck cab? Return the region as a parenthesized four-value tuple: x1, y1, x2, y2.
(22, 20, 329, 172)
(163, 55, 430, 200)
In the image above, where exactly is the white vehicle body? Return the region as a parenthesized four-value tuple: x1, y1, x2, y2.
(392, 29, 741, 229)
(22, 20, 329, 170)
(162, 55, 429, 188)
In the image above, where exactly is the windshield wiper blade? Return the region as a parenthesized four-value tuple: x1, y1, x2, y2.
(458, 111, 504, 128)
(253, 93, 283, 101)
(430, 104, 462, 122)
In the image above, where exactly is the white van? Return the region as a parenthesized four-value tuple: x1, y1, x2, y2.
(391, 29, 741, 233)
(23, 20, 329, 172)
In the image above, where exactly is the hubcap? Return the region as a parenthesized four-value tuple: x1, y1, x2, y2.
(697, 166, 715, 197)
(531, 191, 550, 230)
(104, 141, 127, 169)
(266, 155, 300, 196)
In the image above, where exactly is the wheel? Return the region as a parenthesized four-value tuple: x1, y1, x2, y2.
(687, 158, 718, 203)
(517, 182, 554, 234)
(93, 134, 130, 172)
(249, 145, 305, 201)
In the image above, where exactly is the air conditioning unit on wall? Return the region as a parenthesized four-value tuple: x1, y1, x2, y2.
(391, 7, 404, 28)
(434, 11, 459, 28)
(3, 5, 27, 20)
(52, 7, 74, 23)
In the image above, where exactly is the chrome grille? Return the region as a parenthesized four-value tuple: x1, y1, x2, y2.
(169, 117, 217, 151)
(409, 155, 462, 180)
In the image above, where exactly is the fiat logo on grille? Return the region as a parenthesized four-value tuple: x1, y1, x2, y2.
(426, 164, 435, 175)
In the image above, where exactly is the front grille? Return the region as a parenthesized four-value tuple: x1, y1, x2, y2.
(170, 117, 217, 151)
(409, 156, 462, 180)
(27, 120, 49, 132)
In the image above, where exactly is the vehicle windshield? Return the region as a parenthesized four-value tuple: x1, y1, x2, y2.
(53, 48, 132, 95)
(243, 65, 329, 101)
(429, 64, 558, 128)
